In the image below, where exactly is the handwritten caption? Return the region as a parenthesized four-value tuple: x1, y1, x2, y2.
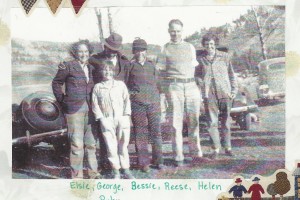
(70, 180, 222, 200)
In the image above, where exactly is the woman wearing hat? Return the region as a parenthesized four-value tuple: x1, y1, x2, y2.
(228, 178, 247, 199)
(248, 177, 265, 200)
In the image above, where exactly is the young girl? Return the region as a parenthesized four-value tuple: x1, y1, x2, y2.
(92, 60, 134, 179)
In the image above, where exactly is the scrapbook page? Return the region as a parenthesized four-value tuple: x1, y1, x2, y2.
(0, 0, 300, 199)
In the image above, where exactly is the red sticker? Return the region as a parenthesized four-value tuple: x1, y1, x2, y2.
(70, 0, 86, 14)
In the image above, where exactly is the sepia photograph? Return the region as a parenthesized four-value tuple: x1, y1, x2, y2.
(11, 5, 285, 179)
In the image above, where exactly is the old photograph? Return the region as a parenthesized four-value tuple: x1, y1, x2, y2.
(11, 5, 285, 179)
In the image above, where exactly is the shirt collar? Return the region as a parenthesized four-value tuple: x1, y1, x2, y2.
(203, 50, 223, 62)
(97, 80, 116, 88)
(169, 39, 183, 45)
(78, 60, 87, 69)
(133, 60, 146, 66)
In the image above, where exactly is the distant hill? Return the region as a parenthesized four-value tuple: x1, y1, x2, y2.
(11, 38, 162, 103)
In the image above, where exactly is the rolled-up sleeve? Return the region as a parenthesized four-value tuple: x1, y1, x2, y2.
(52, 63, 68, 103)
(189, 44, 199, 67)
(92, 85, 104, 120)
(228, 57, 238, 95)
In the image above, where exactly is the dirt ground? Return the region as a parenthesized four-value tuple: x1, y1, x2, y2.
(12, 101, 285, 179)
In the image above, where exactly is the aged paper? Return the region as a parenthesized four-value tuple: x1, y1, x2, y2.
(1, 0, 300, 199)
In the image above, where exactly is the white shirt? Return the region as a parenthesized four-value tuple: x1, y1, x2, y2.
(79, 62, 89, 83)
(110, 56, 118, 67)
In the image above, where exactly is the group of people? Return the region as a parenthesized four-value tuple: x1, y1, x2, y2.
(52, 19, 237, 179)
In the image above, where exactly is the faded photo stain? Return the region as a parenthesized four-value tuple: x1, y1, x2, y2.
(286, 51, 300, 77)
(70, 179, 96, 199)
(0, 19, 10, 46)
(215, 0, 232, 4)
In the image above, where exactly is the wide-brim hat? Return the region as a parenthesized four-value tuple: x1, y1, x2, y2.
(104, 33, 123, 51)
(252, 177, 260, 182)
(21, 91, 66, 132)
(235, 178, 242, 183)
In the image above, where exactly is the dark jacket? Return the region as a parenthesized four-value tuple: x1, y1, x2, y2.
(89, 51, 129, 83)
(229, 185, 247, 197)
(125, 60, 160, 104)
(52, 60, 94, 114)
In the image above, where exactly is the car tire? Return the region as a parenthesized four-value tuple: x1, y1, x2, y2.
(239, 113, 252, 131)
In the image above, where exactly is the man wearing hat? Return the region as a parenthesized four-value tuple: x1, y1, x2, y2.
(89, 33, 130, 173)
(89, 32, 129, 82)
(125, 38, 164, 172)
(248, 177, 265, 200)
(228, 178, 248, 199)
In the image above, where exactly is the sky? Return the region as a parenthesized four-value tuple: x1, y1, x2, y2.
(11, 6, 250, 46)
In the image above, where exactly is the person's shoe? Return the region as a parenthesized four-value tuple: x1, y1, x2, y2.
(192, 157, 203, 165)
(153, 163, 166, 170)
(210, 151, 219, 160)
(89, 172, 102, 179)
(157, 164, 166, 170)
(122, 169, 135, 179)
(225, 149, 234, 157)
(112, 169, 121, 179)
(89, 173, 102, 179)
(141, 165, 150, 173)
(174, 161, 184, 167)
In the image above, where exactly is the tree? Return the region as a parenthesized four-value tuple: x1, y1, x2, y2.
(242, 6, 285, 60)
(94, 8, 104, 43)
(267, 183, 277, 200)
(274, 172, 291, 200)
(107, 7, 114, 34)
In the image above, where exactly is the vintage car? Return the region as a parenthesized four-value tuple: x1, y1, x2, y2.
(230, 86, 258, 130)
(197, 86, 258, 132)
(12, 91, 69, 167)
(256, 57, 285, 102)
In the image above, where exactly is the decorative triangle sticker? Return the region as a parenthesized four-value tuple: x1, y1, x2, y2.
(20, 0, 39, 14)
(46, 0, 64, 14)
(70, 0, 87, 14)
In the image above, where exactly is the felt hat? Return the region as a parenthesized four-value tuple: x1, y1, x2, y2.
(235, 178, 243, 183)
(252, 177, 260, 182)
(104, 33, 123, 51)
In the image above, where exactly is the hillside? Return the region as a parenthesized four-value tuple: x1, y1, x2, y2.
(11, 38, 161, 103)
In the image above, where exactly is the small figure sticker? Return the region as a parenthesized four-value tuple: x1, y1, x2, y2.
(248, 177, 265, 200)
(228, 178, 247, 199)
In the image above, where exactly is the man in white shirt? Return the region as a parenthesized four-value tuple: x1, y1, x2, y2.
(157, 19, 203, 167)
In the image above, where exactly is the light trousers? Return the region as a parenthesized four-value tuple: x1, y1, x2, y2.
(65, 101, 98, 179)
(100, 117, 130, 170)
(165, 81, 203, 161)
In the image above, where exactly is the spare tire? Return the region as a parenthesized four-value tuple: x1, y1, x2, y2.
(20, 91, 66, 133)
